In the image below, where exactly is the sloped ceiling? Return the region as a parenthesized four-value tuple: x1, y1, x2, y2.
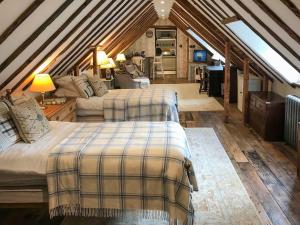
(0, 0, 299, 92)
(170, 0, 300, 85)
(0, 0, 158, 92)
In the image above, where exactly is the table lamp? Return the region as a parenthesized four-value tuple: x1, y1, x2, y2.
(100, 58, 116, 80)
(116, 53, 126, 70)
(30, 74, 56, 109)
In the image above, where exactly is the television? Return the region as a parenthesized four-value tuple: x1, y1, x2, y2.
(193, 50, 207, 63)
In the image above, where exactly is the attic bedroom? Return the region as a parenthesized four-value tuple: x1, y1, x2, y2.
(0, 0, 299, 225)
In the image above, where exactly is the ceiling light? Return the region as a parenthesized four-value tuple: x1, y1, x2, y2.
(161, 9, 165, 12)
(160, 0, 165, 3)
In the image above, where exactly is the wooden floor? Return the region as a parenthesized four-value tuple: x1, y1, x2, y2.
(1, 77, 299, 225)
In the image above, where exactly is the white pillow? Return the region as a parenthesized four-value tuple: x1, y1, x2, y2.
(54, 87, 80, 98)
(54, 76, 79, 94)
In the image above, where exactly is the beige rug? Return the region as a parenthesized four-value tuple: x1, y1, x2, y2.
(150, 83, 224, 112)
(62, 128, 262, 225)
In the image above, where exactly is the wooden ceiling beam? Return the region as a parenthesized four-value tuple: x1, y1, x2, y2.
(70, 1, 153, 72)
(13, 0, 108, 92)
(105, 6, 156, 55)
(0, 0, 74, 74)
(109, 10, 158, 57)
(0, 0, 45, 45)
(189, 0, 278, 82)
(280, 0, 300, 19)
(253, 0, 300, 45)
(51, 0, 134, 76)
(4, 0, 93, 91)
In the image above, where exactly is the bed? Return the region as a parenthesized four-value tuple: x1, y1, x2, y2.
(76, 88, 179, 123)
(0, 121, 197, 225)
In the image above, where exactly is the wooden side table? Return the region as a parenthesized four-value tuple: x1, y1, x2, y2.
(43, 98, 76, 122)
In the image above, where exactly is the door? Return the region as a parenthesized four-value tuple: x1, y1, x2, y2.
(237, 74, 244, 112)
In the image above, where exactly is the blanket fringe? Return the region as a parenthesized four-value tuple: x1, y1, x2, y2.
(50, 206, 192, 225)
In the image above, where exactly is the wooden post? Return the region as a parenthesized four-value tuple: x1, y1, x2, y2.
(243, 58, 250, 124)
(74, 65, 79, 76)
(263, 75, 269, 91)
(93, 47, 98, 76)
(298, 122, 300, 178)
(224, 41, 231, 123)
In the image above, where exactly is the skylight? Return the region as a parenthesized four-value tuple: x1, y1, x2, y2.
(187, 29, 225, 62)
(226, 20, 300, 84)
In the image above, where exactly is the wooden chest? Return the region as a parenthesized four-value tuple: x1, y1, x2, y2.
(249, 92, 285, 141)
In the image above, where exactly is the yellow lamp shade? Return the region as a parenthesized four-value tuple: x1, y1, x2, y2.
(30, 74, 56, 93)
(100, 58, 116, 69)
(116, 53, 126, 62)
(97, 50, 109, 66)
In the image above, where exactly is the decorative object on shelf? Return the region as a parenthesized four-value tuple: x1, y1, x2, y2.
(29, 74, 56, 109)
(43, 97, 67, 105)
(100, 58, 116, 80)
(146, 29, 153, 38)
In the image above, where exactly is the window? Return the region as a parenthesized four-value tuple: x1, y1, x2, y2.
(226, 20, 300, 84)
(187, 29, 225, 62)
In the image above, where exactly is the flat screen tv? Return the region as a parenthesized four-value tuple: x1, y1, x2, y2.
(193, 50, 207, 63)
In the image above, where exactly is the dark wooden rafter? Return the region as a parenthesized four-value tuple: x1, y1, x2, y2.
(211, 0, 230, 18)
(221, 16, 239, 25)
(232, 0, 300, 68)
(189, 0, 281, 83)
(2, 0, 93, 91)
(101, 3, 154, 54)
(51, 0, 136, 76)
(68, 1, 153, 73)
(109, 10, 158, 57)
(253, 0, 300, 45)
(280, 0, 300, 19)
(0, 0, 74, 73)
(12, 0, 108, 92)
(0, 0, 45, 45)
(224, 41, 231, 123)
(201, 0, 225, 20)
(76, 3, 155, 70)
(243, 58, 250, 124)
(105, 6, 156, 55)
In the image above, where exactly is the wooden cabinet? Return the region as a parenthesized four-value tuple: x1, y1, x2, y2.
(249, 92, 285, 141)
(43, 98, 76, 122)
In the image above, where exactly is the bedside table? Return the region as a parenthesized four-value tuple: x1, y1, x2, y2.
(100, 78, 114, 90)
(43, 98, 76, 122)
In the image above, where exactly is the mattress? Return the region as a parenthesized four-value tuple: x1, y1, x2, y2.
(0, 121, 79, 175)
(76, 95, 105, 114)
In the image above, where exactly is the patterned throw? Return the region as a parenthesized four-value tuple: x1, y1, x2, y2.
(47, 122, 197, 225)
(103, 89, 179, 122)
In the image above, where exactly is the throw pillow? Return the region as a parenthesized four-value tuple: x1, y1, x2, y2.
(88, 77, 108, 97)
(0, 100, 20, 150)
(72, 75, 94, 99)
(54, 76, 80, 96)
(9, 98, 50, 143)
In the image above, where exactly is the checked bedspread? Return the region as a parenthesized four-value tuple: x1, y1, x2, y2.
(47, 121, 197, 225)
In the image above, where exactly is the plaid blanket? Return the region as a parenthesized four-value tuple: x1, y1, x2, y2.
(47, 122, 197, 225)
(103, 89, 179, 122)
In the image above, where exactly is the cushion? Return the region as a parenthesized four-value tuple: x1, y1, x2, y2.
(9, 92, 32, 105)
(72, 75, 94, 99)
(9, 98, 50, 143)
(54, 87, 80, 98)
(88, 77, 108, 97)
(0, 100, 20, 150)
(54, 76, 80, 96)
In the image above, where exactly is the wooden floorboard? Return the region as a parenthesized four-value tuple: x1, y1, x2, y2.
(0, 77, 299, 225)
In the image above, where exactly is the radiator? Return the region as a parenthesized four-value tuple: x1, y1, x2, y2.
(284, 95, 300, 148)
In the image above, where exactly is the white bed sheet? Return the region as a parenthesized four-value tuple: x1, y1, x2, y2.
(0, 121, 80, 175)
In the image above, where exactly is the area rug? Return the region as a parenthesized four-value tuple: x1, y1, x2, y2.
(62, 128, 262, 225)
(150, 83, 224, 112)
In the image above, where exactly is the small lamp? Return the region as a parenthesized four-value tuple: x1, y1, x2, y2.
(97, 50, 109, 66)
(100, 58, 116, 80)
(116, 53, 126, 62)
(30, 74, 56, 109)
